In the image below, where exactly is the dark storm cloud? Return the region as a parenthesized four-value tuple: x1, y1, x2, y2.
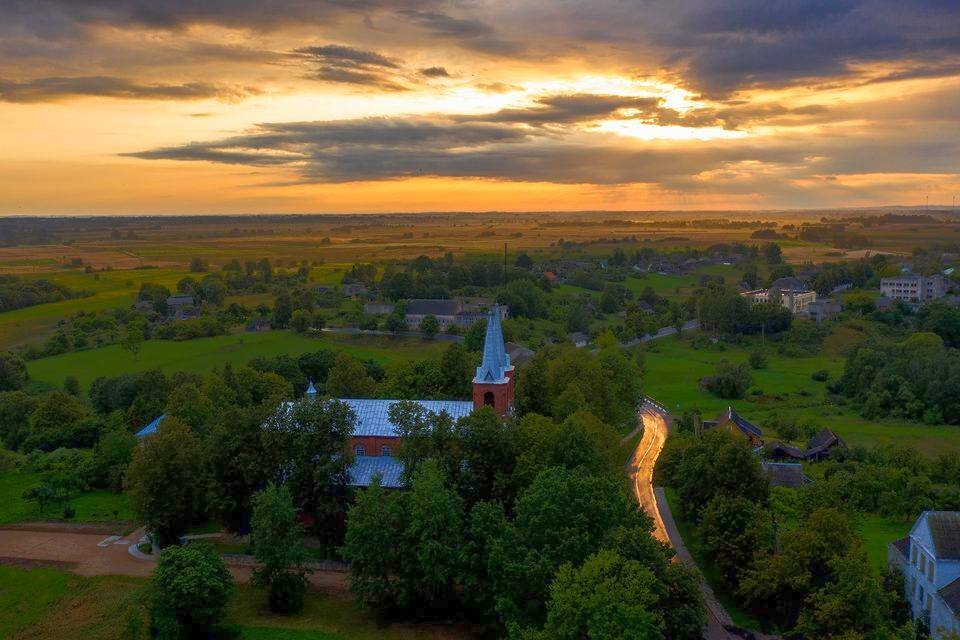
(396, 9, 524, 55)
(660, 0, 960, 95)
(291, 44, 407, 90)
(12, 0, 440, 32)
(419, 66, 449, 78)
(0, 75, 256, 102)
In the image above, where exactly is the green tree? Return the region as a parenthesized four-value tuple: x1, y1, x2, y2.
(699, 494, 767, 589)
(251, 483, 310, 613)
(121, 324, 145, 362)
(150, 544, 233, 638)
(0, 351, 29, 391)
(0, 391, 39, 450)
(343, 476, 405, 612)
(325, 352, 377, 397)
(91, 417, 137, 491)
(530, 550, 666, 640)
(25, 390, 93, 451)
(439, 343, 473, 398)
(125, 417, 205, 547)
(262, 398, 355, 543)
(420, 314, 440, 339)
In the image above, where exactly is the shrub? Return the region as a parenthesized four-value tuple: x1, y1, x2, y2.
(748, 351, 768, 370)
(811, 369, 830, 382)
(703, 361, 753, 399)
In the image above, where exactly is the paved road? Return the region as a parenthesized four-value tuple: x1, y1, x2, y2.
(628, 400, 736, 640)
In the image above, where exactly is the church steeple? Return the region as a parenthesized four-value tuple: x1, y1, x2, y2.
(472, 305, 513, 415)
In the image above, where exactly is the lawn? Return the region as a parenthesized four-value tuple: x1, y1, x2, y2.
(0, 472, 132, 527)
(27, 330, 448, 390)
(3, 567, 472, 640)
(0, 565, 71, 639)
(855, 514, 912, 573)
(638, 333, 960, 456)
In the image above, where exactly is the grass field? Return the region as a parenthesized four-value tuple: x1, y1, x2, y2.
(0, 565, 71, 638)
(27, 330, 448, 390)
(855, 514, 912, 573)
(1, 566, 471, 640)
(638, 333, 960, 456)
(0, 472, 132, 527)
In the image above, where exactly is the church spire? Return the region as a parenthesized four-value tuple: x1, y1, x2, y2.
(472, 305, 514, 416)
(473, 305, 510, 383)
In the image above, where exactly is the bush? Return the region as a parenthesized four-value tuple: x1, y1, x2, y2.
(811, 369, 830, 382)
(703, 361, 753, 399)
(267, 571, 307, 614)
(748, 351, 767, 370)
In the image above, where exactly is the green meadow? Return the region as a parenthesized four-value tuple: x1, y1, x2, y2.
(27, 330, 448, 390)
(639, 332, 960, 456)
(0, 472, 132, 527)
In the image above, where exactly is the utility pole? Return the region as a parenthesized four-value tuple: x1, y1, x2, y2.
(503, 242, 507, 284)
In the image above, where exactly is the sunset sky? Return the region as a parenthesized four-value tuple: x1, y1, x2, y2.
(2, 0, 959, 214)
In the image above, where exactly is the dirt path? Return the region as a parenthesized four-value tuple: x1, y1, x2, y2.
(0, 526, 349, 590)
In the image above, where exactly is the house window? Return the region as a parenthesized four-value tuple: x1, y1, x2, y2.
(355, 446, 365, 456)
(910, 577, 916, 598)
(928, 562, 934, 583)
(920, 554, 926, 575)
(912, 545, 918, 564)
(381, 445, 391, 456)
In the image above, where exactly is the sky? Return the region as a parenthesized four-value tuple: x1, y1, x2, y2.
(2, 0, 959, 214)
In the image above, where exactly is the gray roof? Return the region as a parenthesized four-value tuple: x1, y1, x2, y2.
(769, 276, 808, 292)
(892, 535, 911, 559)
(927, 512, 960, 560)
(717, 406, 763, 438)
(474, 306, 511, 384)
(762, 462, 809, 488)
(348, 455, 404, 488)
(505, 342, 534, 365)
(941, 576, 960, 616)
(342, 398, 474, 437)
(406, 299, 460, 316)
(806, 428, 843, 455)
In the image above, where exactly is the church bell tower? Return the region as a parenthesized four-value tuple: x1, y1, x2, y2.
(472, 305, 513, 416)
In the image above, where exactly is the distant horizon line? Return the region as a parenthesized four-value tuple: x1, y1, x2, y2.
(2, 205, 958, 219)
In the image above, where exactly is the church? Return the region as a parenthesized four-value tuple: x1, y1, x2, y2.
(333, 305, 514, 489)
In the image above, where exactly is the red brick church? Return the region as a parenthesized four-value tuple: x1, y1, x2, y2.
(303, 305, 514, 488)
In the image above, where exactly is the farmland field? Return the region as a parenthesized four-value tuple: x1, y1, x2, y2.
(27, 330, 449, 390)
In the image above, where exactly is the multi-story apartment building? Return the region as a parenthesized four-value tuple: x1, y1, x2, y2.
(889, 511, 960, 638)
(880, 274, 946, 304)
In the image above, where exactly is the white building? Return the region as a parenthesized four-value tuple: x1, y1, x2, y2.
(889, 511, 960, 638)
(881, 274, 946, 304)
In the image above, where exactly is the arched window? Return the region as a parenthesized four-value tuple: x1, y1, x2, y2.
(483, 391, 495, 407)
(381, 445, 391, 456)
(355, 446, 365, 456)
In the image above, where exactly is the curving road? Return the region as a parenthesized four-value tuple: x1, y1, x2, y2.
(629, 400, 738, 640)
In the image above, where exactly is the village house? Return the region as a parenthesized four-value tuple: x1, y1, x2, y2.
(704, 406, 764, 446)
(889, 511, 960, 638)
(766, 428, 846, 462)
(761, 461, 810, 489)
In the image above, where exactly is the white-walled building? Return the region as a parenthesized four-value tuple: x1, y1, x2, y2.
(889, 511, 960, 638)
(881, 274, 946, 304)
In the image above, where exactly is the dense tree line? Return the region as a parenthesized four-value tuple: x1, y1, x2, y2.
(0, 275, 88, 312)
(835, 331, 960, 424)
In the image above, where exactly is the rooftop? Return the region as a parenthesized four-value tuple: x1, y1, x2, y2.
(348, 455, 404, 489)
(136, 414, 166, 438)
(926, 511, 960, 560)
(941, 576, 960, 616)
(761, 462, 809, 488)
(406, 299, 461, 316)
(341, 398, 474, 437)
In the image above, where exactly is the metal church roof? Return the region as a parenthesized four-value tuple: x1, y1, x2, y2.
(473, 305, 511, 384)
(136, 414, 166, 438)
(348, 455, 405, 488)
(341, 398, 474, 437)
